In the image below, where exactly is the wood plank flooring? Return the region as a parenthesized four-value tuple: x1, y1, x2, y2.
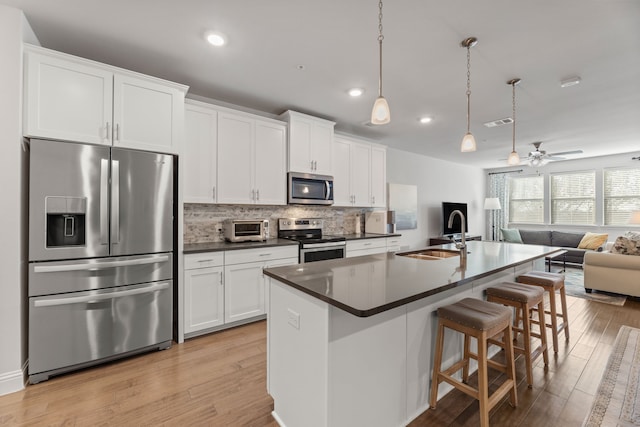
(1, 292, 639, 426)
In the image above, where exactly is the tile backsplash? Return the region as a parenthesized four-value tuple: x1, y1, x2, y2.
(184, 204, 376, 244)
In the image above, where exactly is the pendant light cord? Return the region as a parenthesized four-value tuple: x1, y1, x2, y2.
(466, 46, 471, 133)
(378, 0, 384, 97)
(512, 82, 516, 151)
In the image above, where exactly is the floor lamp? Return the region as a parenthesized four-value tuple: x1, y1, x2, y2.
(484, 198, 502, 241)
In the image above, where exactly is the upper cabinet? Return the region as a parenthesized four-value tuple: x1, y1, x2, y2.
(184, 101, 217, 203)
(216, 111, 287, 205)
(333, 135, 387, 208)
(280, 110, 335, 175)
(24, 45, 188, 154)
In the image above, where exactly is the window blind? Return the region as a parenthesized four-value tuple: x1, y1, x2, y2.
(604, 168, 640, 225)
(551, 171, 595, 225)
(508, 175, 544, 223)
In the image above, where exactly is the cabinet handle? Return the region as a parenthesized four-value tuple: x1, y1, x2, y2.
(310, 160, 314, 170)
(256, 189, 260, 201)
(251, 189, 255, 200)
(212, 187, 216, 200)
(259, 253, 272, 257)
(198, 259, 214, 263)
(106, 122, 111, 140)
(115, 123, 120, 141)
(372, 196, 375, 204)
(314, 160, 317, 170)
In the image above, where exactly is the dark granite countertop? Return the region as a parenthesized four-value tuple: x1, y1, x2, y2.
(263, 241, 563, 318)
(342, 233, 402, 240)
(184, 238, 299, 254)
(184, 233, 402, 253)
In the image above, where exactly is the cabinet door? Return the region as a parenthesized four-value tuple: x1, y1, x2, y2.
(224, 261, 265, 323)
(310, 121, 334, 175)
(288, 116, 313, 173)
(113, 74, 183, 153)
(184, 104, 217, 203)
(350, 142, 371, 207)
(184, 266, 224, 333)
(254, 121, 286, 205)
(332, 137, 352, 206)
(264, 257, 298, 316)
(370, 146, 387, 208)
(217, 113, 254, 204)
(24, 51, 113, 145)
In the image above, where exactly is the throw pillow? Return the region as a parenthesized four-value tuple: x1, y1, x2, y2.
(578, 232, 608, 250)
(501, 228, 523, 243)
(610, 231, 640, 256)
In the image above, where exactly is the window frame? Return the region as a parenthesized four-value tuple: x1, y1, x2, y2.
(507, 174, 545, 224)
(603, 166, 640, 226)
(549, 170, 596, 226)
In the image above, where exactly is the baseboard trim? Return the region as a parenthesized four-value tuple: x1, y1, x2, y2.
(0, 361, 27, 396)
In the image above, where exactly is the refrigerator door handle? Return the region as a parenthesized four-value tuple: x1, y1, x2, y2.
(111, 159, 120, 245)
(100, 158, 109, 245)
(33, 254, 170, 273)
(33, 282, 170, 307)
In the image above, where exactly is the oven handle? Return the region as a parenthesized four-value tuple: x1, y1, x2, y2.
(302, 241, 346, 249)
(33, 282, 170, 307)
(33, 255, 170, 273)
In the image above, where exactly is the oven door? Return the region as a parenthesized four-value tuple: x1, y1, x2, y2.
(288, 172, 334, 205)
(300, 242, 346, 263)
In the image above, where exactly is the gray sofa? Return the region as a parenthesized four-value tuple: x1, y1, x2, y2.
(509, 229, 604, 267)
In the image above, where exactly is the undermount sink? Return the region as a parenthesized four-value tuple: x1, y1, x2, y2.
(396, 249, 460, 260)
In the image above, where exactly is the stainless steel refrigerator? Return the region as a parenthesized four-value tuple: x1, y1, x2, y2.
(28, 139, 174, 384)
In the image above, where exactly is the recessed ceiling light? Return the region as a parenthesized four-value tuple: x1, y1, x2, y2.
(206, 32, 226, 47)
(419, 116, 432, 124)
(348, 88, 364, 97)
(560, 76, 581, 88)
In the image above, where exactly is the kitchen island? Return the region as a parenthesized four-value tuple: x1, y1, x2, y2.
(263, 241, 562, 427)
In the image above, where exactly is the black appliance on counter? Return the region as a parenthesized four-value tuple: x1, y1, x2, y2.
(278, 218, 346, 263)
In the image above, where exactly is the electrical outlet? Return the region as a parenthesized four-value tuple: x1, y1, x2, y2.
(287, 308, 300, 329)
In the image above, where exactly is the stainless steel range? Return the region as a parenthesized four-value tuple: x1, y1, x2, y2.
(278, 218, 346, 263)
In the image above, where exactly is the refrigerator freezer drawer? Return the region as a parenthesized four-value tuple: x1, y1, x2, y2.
(29, 253, 173, 297)
(28, 280, 172, 381)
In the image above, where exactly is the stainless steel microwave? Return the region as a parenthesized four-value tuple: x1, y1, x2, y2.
(288, 172, 334, 205)
(223, 219, 269, 242)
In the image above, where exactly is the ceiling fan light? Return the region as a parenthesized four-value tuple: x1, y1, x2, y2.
(507, 151, 520, 166)
(371, 96, 391, 125)
(460, 132, 477, 152)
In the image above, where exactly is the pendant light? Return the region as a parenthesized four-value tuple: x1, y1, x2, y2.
(460, 37, 478, 152)
(371, 0, 390, 125)
(507, 78, 521, 165)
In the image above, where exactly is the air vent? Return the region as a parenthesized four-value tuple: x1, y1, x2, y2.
(483, 117, 513, 128)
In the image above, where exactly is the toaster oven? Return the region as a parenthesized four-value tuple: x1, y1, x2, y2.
(223, 219, 269, 242)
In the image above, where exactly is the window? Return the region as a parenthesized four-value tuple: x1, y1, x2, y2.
(551, 171, 595, 225)
(604, 167, 640, 225)
(508, 175, 544, 223)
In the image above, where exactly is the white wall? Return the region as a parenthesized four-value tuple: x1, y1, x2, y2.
(487, 151, 640, 240)
(0, 5, 36, 396)
(386, 148, 486, 250)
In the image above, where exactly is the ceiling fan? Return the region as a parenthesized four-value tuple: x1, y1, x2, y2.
(525, 142, 583, 167)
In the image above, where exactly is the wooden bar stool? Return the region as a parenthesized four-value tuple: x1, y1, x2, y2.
(430, 298, 517, 427)
(486, 282, 549, 388)
(517, 271, 569, 353)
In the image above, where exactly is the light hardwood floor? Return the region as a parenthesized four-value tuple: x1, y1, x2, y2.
(1, 291, 639, 426)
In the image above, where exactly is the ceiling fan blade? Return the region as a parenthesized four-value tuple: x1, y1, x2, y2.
(548, 149, 583, 157)
(546, 156, 566, 161)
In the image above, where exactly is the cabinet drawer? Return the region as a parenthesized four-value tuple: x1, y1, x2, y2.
(347, 238, 387, 252)
(185, 252, 224, 269)
(225, 246, 298, 265)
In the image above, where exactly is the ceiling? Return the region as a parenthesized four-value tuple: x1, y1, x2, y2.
(3, 0, 640, 168)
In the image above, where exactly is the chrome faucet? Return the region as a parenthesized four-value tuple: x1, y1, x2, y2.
(447, 210, 467, 258)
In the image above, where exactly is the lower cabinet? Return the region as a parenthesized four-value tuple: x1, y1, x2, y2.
(183, 253, 225, 334)
(346, 238, 388, 258)
(184, 246, 298, 337)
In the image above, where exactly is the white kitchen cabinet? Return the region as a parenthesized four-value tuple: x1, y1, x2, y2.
(224, 247, 298, 322)
(224, 261, 266, 323)
(184, 101, 217, 203)
(280, 110, 335, 175)
(346, 238, 388, 258)
(24, 45, 187, 154)
(333, 135, 387, 208)
(217, 111, 287, 205)
(386, 236, 403, 252)
(370, 145, 387, 208)
(184, 253, 225, 334)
